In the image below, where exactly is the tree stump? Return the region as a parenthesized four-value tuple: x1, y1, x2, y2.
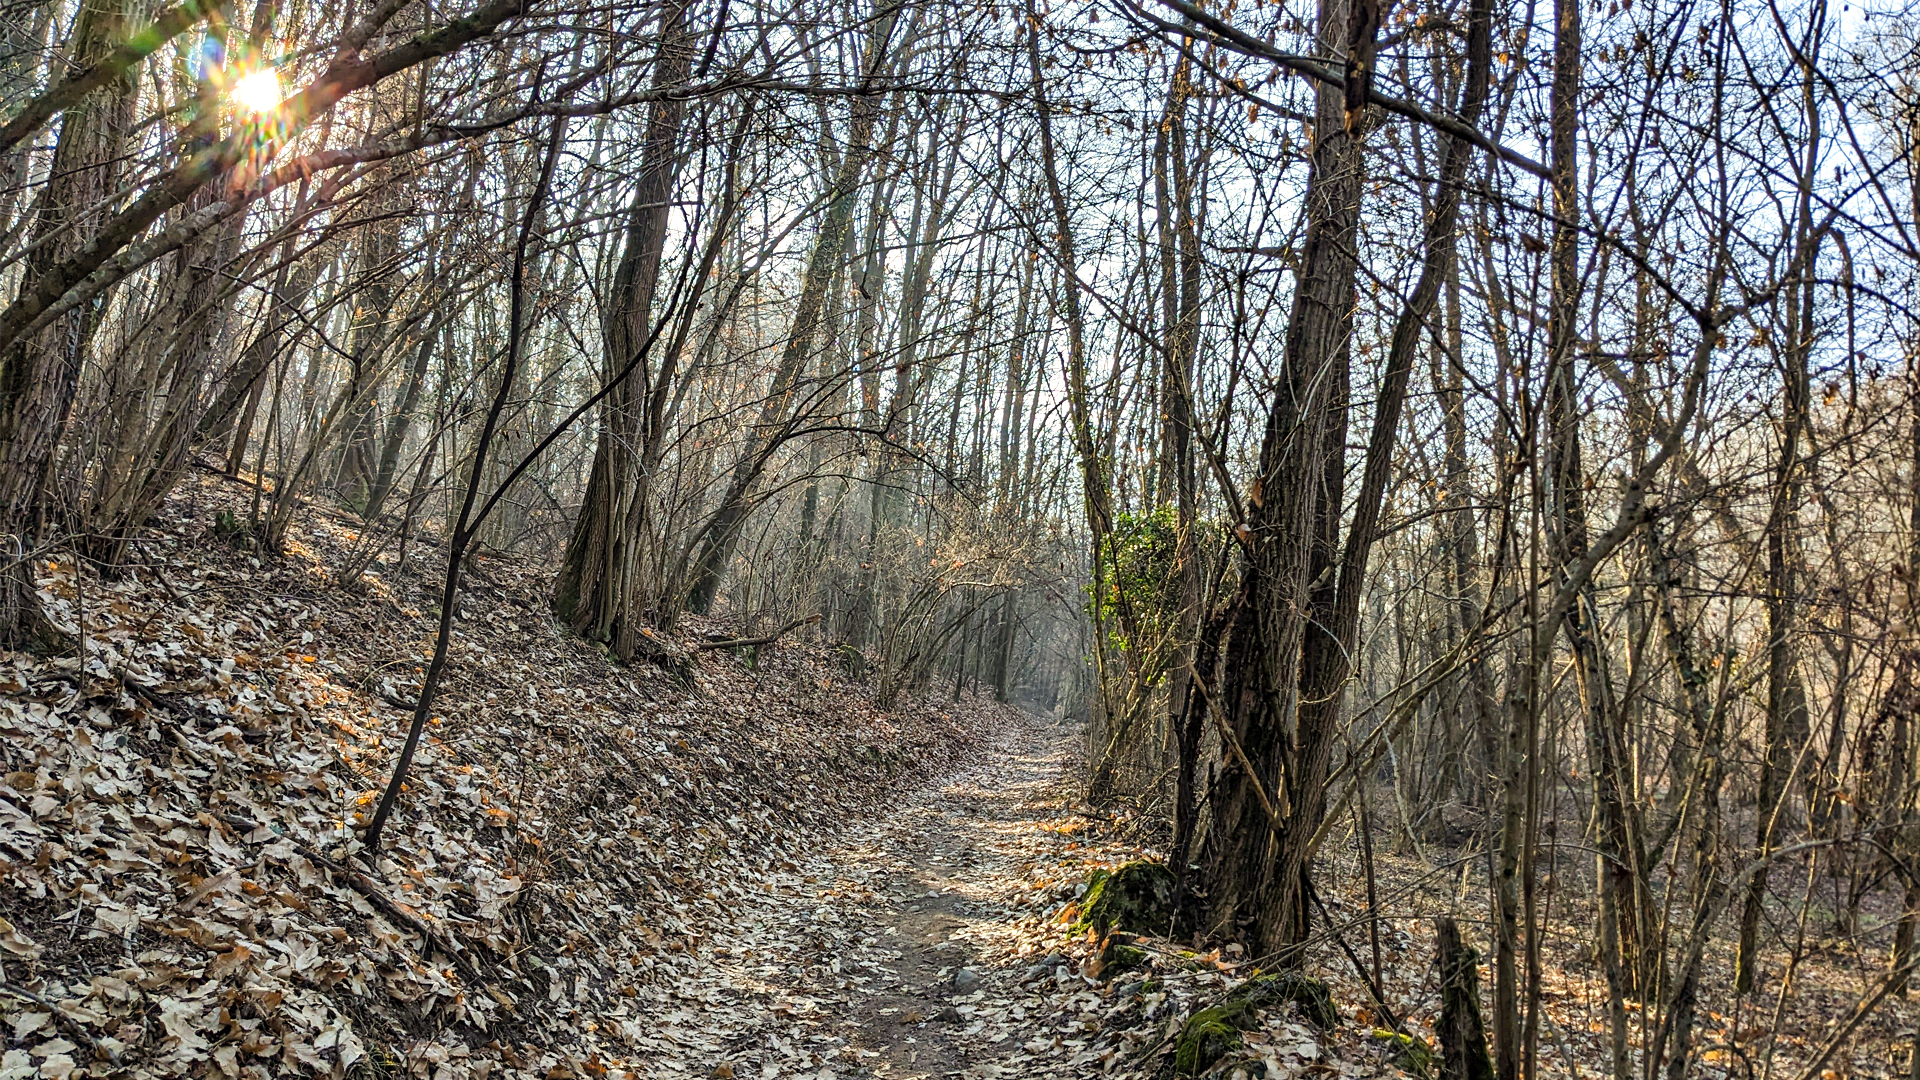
(1435, 916, 1495, 1080)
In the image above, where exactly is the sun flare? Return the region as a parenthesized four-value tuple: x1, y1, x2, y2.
(231, 69, 283, 113)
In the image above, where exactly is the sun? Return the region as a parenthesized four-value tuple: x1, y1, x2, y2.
(230, 69, 283, 113)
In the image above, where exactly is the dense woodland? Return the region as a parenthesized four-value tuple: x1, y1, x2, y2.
(4, 0, 1920, 1072)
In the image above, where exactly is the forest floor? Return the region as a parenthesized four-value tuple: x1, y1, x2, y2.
(0, 473, 1034, 1080)
(0, 472, 1415, 1080)
(618, 712, 1095, 1079)
(6, 472, 1916, 1080)
(610, 707, 1400, 1080)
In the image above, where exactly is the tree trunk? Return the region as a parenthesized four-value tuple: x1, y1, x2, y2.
(1437, 917, 1497, 1080)
(335, 187, 405, 511)
(683, 3, 902, 616)
(1201, 0, 1368, 956)
(552, 0, 696, 650)
(1735, 47, 1821, 992)
(202, 245, 329, 453)
(0, 1, 53, 243)
(1894, 101, 1920, 1001)
(81, 49, 253, 566)
(1157, 54, 1208, 882)
(1645, 512, 1729, 1080)
(0, 0, 140, 648)
(363, 317, 443, 524)
(1540, 0, 1642, 1067)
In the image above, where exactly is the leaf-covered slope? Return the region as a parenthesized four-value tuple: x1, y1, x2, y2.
(0, 473, 1015, 1079)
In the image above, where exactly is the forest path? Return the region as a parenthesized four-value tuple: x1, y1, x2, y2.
(637, 712, 1097, 1079)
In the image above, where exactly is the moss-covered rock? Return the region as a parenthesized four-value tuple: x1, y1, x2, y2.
(1168, 971, 1340, 1076)
(1072, 860, 1188, 938)
(834, 643, 869, 680)
(1230, 970, 1338, 1029)
(1171, 1000, 1255, 1075)
(1371, 1029, 1435, 1078)
(1097, 939, 1149, 979)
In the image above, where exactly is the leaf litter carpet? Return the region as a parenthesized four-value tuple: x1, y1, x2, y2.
(640, 716, 1113, 1079)
(659, 717, 1384, 1080)
(0, 477, 1503, 1080)
(0, 475, 1103, 1080)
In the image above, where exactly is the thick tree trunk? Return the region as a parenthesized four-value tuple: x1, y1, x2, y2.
(0, 0, 139, 648)
(1199, 0, 1487, 957)
(552, 1, 695, 650)
(1201, 0, 1367, 955)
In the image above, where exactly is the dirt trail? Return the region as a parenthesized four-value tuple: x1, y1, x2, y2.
(629, 714, 1102, 1079)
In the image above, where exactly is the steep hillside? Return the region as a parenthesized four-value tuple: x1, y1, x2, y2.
(0, 473, 1016, 1080)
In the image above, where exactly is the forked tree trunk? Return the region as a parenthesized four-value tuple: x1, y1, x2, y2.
(1199, 0, 1487, 958)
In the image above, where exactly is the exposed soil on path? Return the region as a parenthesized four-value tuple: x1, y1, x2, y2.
(631, 713, 1433, 1080)
(631, 713, 1128, 1079)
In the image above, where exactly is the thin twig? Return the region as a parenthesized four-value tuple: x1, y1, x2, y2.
(217, 813, 482, 983)
(0, 981, 114, 1062)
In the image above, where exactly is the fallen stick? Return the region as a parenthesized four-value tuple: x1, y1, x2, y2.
(127, 681, 214, 724)
(695, 613, 821, 651)
(0, 981, 113, 1063)
(217, 813, 482, 983)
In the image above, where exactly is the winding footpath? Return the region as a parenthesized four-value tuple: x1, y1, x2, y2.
(625, 715, 1139, 1079)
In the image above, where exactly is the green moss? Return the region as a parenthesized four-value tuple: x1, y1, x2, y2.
(1371, 1029, 1435, 1078)
(1172, 1000, 1256, 1075)
(1071, 860, 1185, 937)
(835, 643, 869, 679)
(1070, 868, 1110, 936)
(1229, 971, 1338, 1029)
(1101, 942, 1149, 977)
(1170, 972, 1340, 1076)
(212, 509, 256, 550)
